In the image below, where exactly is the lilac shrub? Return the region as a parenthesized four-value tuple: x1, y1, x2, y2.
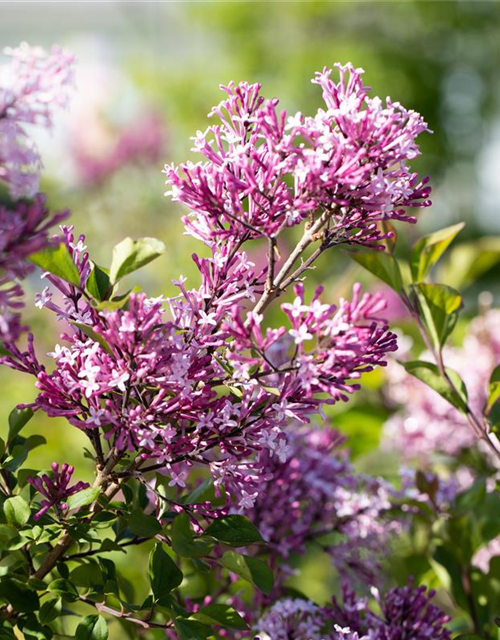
(4, 47, 497, 639)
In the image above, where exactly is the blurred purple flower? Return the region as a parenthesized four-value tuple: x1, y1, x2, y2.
(0, 42, 75, 198)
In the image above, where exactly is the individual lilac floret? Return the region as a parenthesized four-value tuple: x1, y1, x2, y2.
(27, 462, 90, 521)
(165, 64, 430, 247)
(0, 42, 75, 198)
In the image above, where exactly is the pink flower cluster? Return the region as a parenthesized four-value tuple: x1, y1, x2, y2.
(72, 111, 164, 187)
(0, 43, 75, 198)
(0, 195, 68, 342)
(165, 64, 430, 248)
(384, 310, 500, 460)
(243, 426, 400, 583)
(2, 224, 396, 509)
(27, 462, 90, 521)
(255, 582, 451, 640)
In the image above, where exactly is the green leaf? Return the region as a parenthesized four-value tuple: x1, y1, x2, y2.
(455, 479, 486, 514)
(109, 237, 166, 284)
(86, 263, 112, 302)
(402, 360, 468, 413)
(17, 616, 52, 640)
(437, 236, 500, 290)
(173, 618, 211, 640)
(70, 322, 113, 356)
(184, 477, 213, 505)
(128, 509, 162, 537)
(411, 283, 462, 349)
(219, 550, 274, 594)
(0, 525, 19, 545)
(29, 242, 81, 287)
(24, 435, 46, 453)
(0, 579, 39, 612)
(7, 407, 33, 443)
(39, 599, 62, 625)
(3, 495, 30, 526)
(171, 512, 214, 558)
(47, 578, 79, 601)
(453, 635, 485, 639)
(486, 365, 500, 413)
(191, 604, 248, 630)
(410, 222, 465, 282)
(66, 486, 101, 511)
(75, 615, 109, 640)
(0, 623, 16, 640)
(349, 249, 403, 292)
(204, 515, 264, 546)
(149, 542, 183, 599)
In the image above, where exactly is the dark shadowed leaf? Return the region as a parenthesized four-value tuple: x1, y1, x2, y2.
(75, 615, 108, 640)
(220, 551, 274, 594)
(8, 407, 34, 442)
(204, 515, 264, 546)
(149, 543, 183, 599)
(191, 604, 248, 630)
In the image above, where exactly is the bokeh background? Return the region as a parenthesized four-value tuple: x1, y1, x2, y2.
(2, 0, 500, 630)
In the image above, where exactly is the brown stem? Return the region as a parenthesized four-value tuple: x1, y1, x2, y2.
(79, 597, 170, 630)
(250, 206, 336, 318)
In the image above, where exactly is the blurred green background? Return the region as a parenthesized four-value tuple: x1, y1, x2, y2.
(1, 1, 500, 630)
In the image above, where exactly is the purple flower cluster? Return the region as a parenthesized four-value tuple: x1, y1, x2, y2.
(329, 582, 451, 640)
(27, 462, 90, 521)
(243, 426, 400, 583)
(2, 223, 396, 509)
(72, 111, 164, 187)
(0, 43, 75, 198)
(255, 582, 451, 640)
(165, 64, 430, 248)
(0, 195, 68, 342)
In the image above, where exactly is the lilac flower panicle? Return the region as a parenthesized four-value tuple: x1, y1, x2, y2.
(243, 426, 400, 584)
(0, 194, 69, 280)
(255, 583, 451, 640)
(165, 64, 430, 248)
(330, 581, 451, 640)
(0, 195, 69, 344)
(27, 462, 90, 521)
(0, 43, 75, 198)
(3, 219, 397, 513)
